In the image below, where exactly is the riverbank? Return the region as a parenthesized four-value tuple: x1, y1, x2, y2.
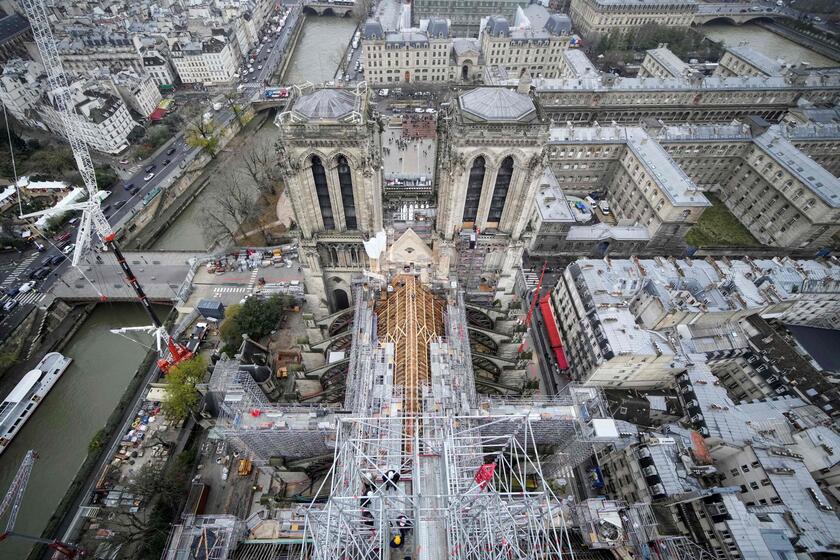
(27, 306, 176, 560)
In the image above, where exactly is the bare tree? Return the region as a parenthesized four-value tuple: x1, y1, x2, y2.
(200, 170, 258, 246)
(185, 116, 220, 158)
(224, 92, 248, 127)
(352, 0, 372, 22)
(242, 138, 282, 200)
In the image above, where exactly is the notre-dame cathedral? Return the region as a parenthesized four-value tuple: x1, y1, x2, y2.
(273, 81, 547, 316)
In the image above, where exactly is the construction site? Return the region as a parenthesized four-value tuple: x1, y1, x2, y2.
(148, 272, 715, 560)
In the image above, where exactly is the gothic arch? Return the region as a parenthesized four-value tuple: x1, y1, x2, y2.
(329, 151, 361, 169)
(300, 149, 332, 171)
(463, 155, 486, 224)
(490, 148, 527, 170)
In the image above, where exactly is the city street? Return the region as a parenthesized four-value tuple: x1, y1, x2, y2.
(0, 3, 304, 339)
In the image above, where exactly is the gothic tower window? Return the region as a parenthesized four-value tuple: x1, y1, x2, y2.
(337, 155, 357, 230)
(487, 156, 513, 225)
(463, 156, 485, 225)
(311, 155, 334, 229)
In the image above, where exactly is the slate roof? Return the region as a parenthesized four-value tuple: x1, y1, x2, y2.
(485, 16, 510, 37)
(459, 87, 535, 122)
(292, 89, 358, 121)
(426, 17, 449, 38)
(544, 13, 572, 35)
(0, 14, 29, 44)
(363, 19, 385, 40)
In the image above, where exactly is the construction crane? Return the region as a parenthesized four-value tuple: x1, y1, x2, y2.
(0, 451, 85, 558)
(18, 0, 193, 373)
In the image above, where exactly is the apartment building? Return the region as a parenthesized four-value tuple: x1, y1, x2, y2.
(656, 124, 840, 251)
(638, 46, 699, 80)
(141, 48, 175, 88)
(528, 167, 650, 258)
(111, 69, 161, 118)
(551, 257, 840, 388)
(0, 58, 47, 130)
(170, 36, 238, 84)
(714, 45, 783, 79)
(0, 13, 32, 64)
(675, 364, 840, 556)
(480, 14, 573, 80)
(361, 18, 453, 85)
(570, 0, 697, 38)
(39, 80, 138, 154)
(412, 0, 523, 36)
(56, 31, 143, 76)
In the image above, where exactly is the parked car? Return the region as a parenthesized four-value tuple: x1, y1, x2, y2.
(598, 200, 611, 215)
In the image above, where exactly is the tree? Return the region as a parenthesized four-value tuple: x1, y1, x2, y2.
(127, 125, 146, 144)
(224, 92, 248, 127)
(352, 0, 372, 22)
(236, 294, 285, 340)
(110, 448, 197, 558)
(162, 355, 206, 422)
(242, 138, 282, 200)
(95, 166, 119, 189)
(185, 117, 220, 158)
(199, 170, 258, 246)
(219, 303, 243, 348)
(145, 125, 171, 148)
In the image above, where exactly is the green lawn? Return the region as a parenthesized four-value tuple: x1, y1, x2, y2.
(685, 194, 761, 248)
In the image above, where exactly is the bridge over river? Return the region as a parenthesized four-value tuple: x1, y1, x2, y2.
(51, 251, 203, 304)
(693, 3, 783, 25)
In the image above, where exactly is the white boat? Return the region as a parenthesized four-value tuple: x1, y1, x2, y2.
(0, 352, 72, 456)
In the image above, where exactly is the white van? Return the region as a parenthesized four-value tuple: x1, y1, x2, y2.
(598, 200, 611, 215)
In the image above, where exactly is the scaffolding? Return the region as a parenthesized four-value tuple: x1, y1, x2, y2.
(301, 414, 576, 560)
(163, 515, 243, 560)
(298, 277, 585, 559)
(208, 355, 339, 462)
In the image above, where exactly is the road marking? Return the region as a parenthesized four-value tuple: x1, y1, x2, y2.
(213, 286, 249, 294)
(1, 254, 38, 288)
(16, 291, 45, 305)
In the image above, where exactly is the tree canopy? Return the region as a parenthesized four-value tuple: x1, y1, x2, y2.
(162, 355, 206, 422)
(236, 294, 285, 340)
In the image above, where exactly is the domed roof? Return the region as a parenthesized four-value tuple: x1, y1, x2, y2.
(292, 89, 358, 121)
(459, 87, 536, 122)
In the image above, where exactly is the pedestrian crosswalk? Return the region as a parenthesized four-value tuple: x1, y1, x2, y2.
(213, 286, 249, 294)
(17, 291, 46, 305)
(248, 269, 259, 294)
(0, 254, 37, 288)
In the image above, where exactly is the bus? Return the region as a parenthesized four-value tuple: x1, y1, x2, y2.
(264, 87, 289, 99)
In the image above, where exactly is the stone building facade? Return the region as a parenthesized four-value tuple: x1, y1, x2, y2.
(435, 86, 550, 302)
(569, 0, 697, 38)
(273, 85, 383, 315)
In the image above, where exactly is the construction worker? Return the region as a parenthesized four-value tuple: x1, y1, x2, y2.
(389, 534, 403, 549)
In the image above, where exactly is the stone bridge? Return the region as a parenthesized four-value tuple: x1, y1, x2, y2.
(693, 3, 781, 25)
(302, 1, 355, 17)
(51, 251, 203, 304)
(250, 90, 291, 113)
